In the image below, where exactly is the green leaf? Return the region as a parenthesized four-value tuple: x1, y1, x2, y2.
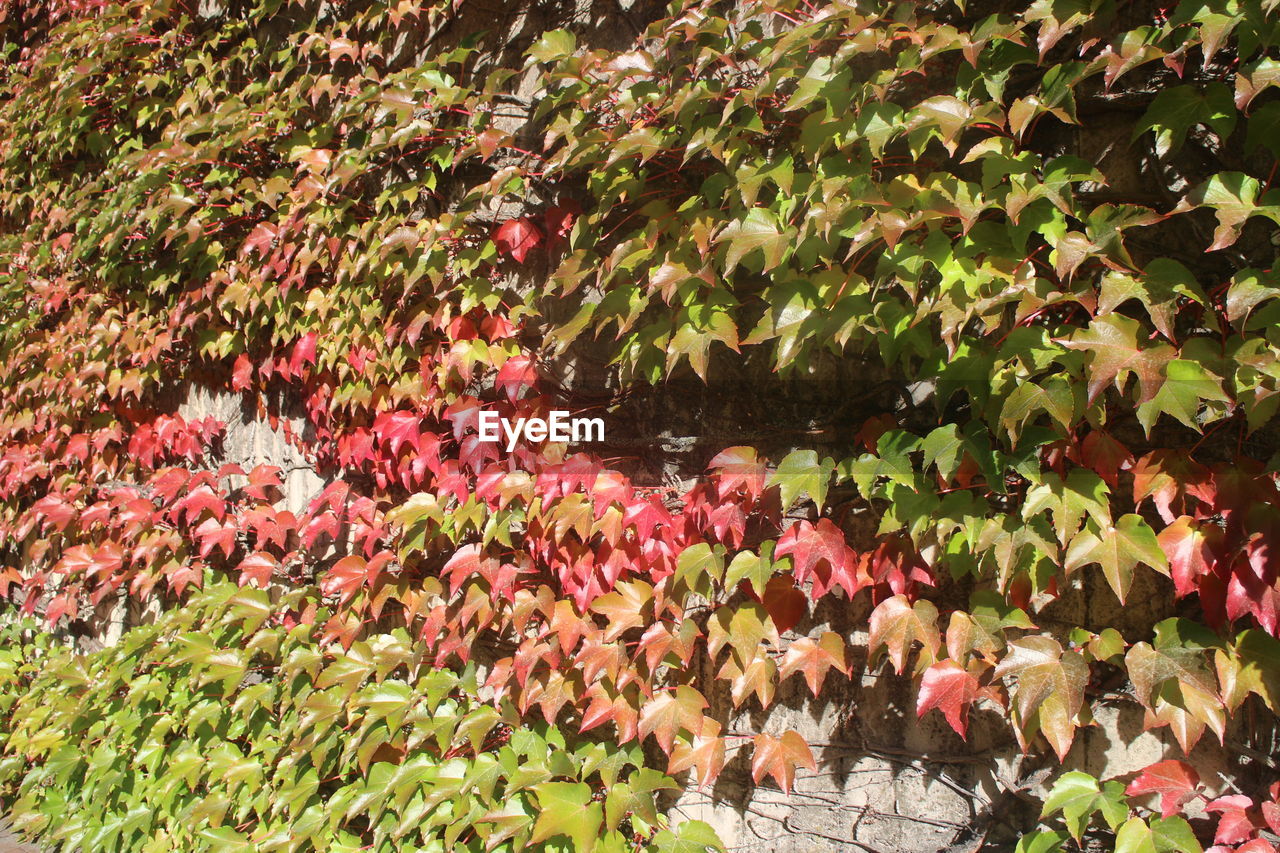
(1042, 771, 1129, 839)
(532, 782, 603, 851)
(529, 30, 576, 63)
(648, 819, 725, 853)
(1114, 816, 1202, 853)
(723, 542, 777, 593)
(768, 449, 834, 510)
(1135, 83, 1235, 155)
(716, 208, 792, 273)
(1064, 514, 1168, 602)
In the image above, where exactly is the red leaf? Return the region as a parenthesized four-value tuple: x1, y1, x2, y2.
(759, 574, 806, 634)
(917, 659, 979, 738)
(1080, 430, 1133, 488)
(493, 217, 543, 263)
(373, 409, 422, 456)
(244, 464, 284, 501)
(495, 354, 537, 401)
(708, 445, 767, 502)
(1125, 760, 1201, 818)
(1159, 516, 1221, 598)
(195, 517, 238, 560)
(237, 552, 277, 588)
(750, 730, 815, 794)
(775, 518, 867, 599)
(231, 354, 253, 391)
(544, 201, 581, 241)
(321, 554, 369, 603)
(1205, 795, 1260, 846)
(289, 331, 318, 375)
(45, 593, 75, 626)
(1234, 840, 1278, 853)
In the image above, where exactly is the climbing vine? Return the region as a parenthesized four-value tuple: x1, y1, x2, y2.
(2, 0, 1280, 849)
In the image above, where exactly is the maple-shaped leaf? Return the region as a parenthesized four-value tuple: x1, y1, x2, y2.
(759, 574, 807, 634)
(917, 659, 980, 738)
(767, 449, 834, 511)
(778, 631, 848, 696)
(194, 517, 238, 560)
(289, 331, 318, 375)
(1125, 635, 1224, 751)
(236, 551, 277, 588)
(1079, 430, 1134, 489)
(638, 685, 707, 754)
(45, 593, 75, 626)
(590, 579, 652, 642)
(1159, 517, 1222, 598)
(243, 464, 284, 502)
(530, 781, 603, 851)
(708, 445, 767, 502)
(994, 636, 1088, 760)
(775, 518, 867, 599)
(543, 200, 581, 241)
(668, 718, 726, 788)
(1062, 314, 1176, 405)
(1064, 514, 1169, 603)
(1114, 816, 1203, 853)
(716, 207, 792, 274)
(495, 354, 537, 401)
(868, 594, 941, 674)
(373, 409, 422, 456)
(716, 649, 777, 708)
(1136, 358, 1233, 434)
(1042, 771, 1130, 840)
(750, 730, 815, 794)
(724, 543, 776, 593)
(231, 353, 253, 391)
(493, 217, 543, 263)
(1205, 795, 1259, 846)
(1125, 760, 1201, 818)
(1189, 172, 1276, 252)
(1132, 450, 1213, 523)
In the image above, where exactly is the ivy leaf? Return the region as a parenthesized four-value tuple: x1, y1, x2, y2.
(528, 29, 576, 63)
(1114, 816, 1203, 853)
(759, 574, 807, 634)
(868, 594, 941, 674)
(638, 686, 707, 754)
(750, 730, 815, 794)
(1064, 514, 1169, 603)
(1062, 314, 1175, 405)
(724, 543, 776, 593)
(778, 631, 848, 696)
(1079, 430, 1133, 489)
(1158, 517, 1220, 597)
(1189, 172, 1278, 252)
(493, 217, 544, 263)
(994, 636, 1088, 760)
(531, 781, 603, 851)
(648, 819, 726, 853)
(1135, 83, 1236, 155)
(1204, 795, 1259, 846)
(774, 519, 866, 599)
(767, 449, 834, 510)
(673, 543, 725, 594)
(716, 208, 791, 274)
(916, 659, 980, 738)
(1135, 359, 1232, 433)
(667, 719, 726, 789)
(1099, 260, 1206, 341)
(1043, 771, 1130, 839)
